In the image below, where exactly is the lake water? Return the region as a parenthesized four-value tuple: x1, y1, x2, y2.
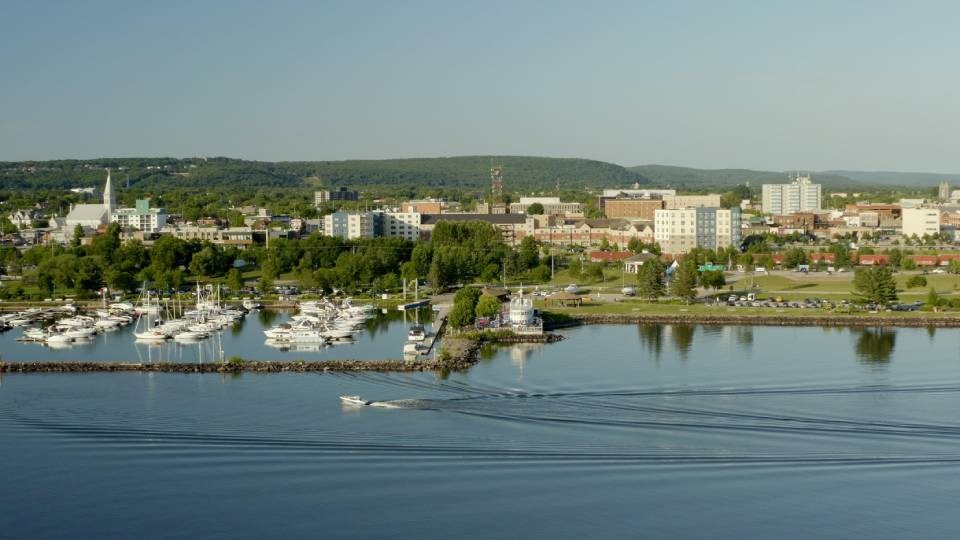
(3, 324, 960, 538)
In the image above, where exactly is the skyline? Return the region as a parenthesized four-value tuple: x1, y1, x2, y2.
(2, 1, 959, 171)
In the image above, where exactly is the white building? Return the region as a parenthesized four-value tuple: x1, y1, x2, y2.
(323, 211, 375, 240)
(381, 212, 421, 241)
(7, 209, 34, 229)
(762, 174, 822, 215)
(901, 208, 940, 238)
(112, 198, 168, 233)
(654, 207, 742, 254)
(64, 169, 115, 230)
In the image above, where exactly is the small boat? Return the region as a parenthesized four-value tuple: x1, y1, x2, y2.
(340, 395, 370, 406)
(407, 324, 427, 342)
(403, 342, 425, 355)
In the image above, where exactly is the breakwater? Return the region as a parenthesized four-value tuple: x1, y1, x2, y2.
(0, 358, 478, 374)
(564, 312, 960, 328)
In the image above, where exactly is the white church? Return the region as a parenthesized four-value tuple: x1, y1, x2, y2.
(64, 169, 117, 229)
(52, 169, 167, 242)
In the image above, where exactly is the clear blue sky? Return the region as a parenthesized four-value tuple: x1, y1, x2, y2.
(1, 0, 958, 171)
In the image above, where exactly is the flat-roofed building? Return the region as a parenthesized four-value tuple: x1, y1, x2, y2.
(762, 174, 822, 215)
(604, 198, 664, 219)
(654, 207, 741, 254)
(901, 208, 940, 238)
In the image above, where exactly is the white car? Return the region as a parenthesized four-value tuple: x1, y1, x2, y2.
(932, 268, 946, 274)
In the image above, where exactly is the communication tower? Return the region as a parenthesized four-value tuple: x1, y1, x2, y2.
(490, 165, 504, 202)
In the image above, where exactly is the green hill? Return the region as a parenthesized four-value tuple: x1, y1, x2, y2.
(628, 164, 868, 190)
(0, 156, 650, 191)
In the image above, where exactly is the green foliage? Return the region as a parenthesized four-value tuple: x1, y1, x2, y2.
(530, 264, 552, 282)
(226, 268, 244, 293)
(669, 258, 698, 303)
(635, 259, 665, 301)
(783, 247, 807, 269)
(699, 269, 726, 291)
(905, 275, 927, 288)
(900, 258, 917, 270)
(853, 266, 898, 305)
(475, 294, 502, 319)
(526, 202, 545, 215)
(450, 287, 483, 328)
(518, 236, 540, 271)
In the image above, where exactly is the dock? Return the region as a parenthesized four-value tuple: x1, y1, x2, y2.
(397, 299, 431, 311)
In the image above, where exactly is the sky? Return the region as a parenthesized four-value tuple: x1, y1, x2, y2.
(1, 0, 958, 171)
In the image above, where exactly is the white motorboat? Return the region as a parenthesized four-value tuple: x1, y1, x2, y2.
(46, 333, 73, 344)
(340, 395, 370, 406)
(285, 329, 327, 343)
(174, 330, 207, 341)
(407, 324, 427, 342)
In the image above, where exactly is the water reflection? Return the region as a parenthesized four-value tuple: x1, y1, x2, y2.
(637, 325, 664, 359)
(854, 328, 896, 365)
(734, 326, 753, 347)
(670, 325, 695, 359)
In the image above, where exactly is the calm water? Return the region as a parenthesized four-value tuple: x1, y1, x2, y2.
(3, 324, 960, 538)
(0, 307, 435, 362)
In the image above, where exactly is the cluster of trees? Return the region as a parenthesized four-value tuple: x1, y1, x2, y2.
(449, 288, 506, 329)
(634, 256, 725, 303)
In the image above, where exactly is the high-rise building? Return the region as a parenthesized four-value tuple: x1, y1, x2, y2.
(762, 174, 822, 215)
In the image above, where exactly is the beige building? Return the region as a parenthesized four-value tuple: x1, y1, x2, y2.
(604, 198, 664, 219)
(508, 197, 582, 215)
(654, 207, 741, 254)
(901, 208, 940, 238)
(662, 194, 723, 209)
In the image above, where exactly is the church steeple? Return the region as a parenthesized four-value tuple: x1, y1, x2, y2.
(103, 168, 116, 216)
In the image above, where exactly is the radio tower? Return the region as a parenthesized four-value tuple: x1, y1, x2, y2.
(490, 164, 504, 204)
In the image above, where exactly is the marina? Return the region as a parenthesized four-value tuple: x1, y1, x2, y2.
(0, 301, 437, 364)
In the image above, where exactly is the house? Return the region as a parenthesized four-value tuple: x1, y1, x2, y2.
(588, 250, 634, 263)
(623, 252, 659, 273)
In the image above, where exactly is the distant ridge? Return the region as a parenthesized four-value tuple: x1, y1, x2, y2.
(0, 156, 649, 191)
(630, 164, 948, 190)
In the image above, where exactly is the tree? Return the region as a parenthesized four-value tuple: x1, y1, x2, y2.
(518, 236, 540, 271)
(901, 258, 917, 271)
(635, 259, 665, 301)
(783, 247, 807, 269)
(71, 224, 85, 248)
(227, 268, 244, 293)
(475, 294, 502, 319)
(853, 266, 898, 305)
(526, 202, 545, 215)
(949, 259, 960, 274)
(530, 264, 551, 282)
(926, 287, 941, 309)
(905, 275, 927, 288)
(669, 258, 698, 303)
(700, 269, 726, 291)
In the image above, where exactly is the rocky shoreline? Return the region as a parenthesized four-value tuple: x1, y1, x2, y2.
(564, 313, 960, 328)
(0, 358, 477, 374)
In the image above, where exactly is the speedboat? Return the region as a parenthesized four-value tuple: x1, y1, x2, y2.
(340, 395, 370, 406)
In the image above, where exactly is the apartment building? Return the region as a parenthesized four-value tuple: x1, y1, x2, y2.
(654, 207, 741, 254)
(314, 187, 359, 206)
(111, 199, 168, 233)
(762, 174, 822, 215)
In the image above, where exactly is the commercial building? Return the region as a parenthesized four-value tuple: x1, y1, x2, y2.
(161, 226, 255, 248)
(419, 213, 533, 247)
(654, 207, 741, 254)
(603, 198, 664, 219)
(662, 194, 723, 209)
(314, 187, 359, 206)
(112, 199, 168, 233)
(901, 208, 940, 238)
(508, 197, 582, 215)
(401, 200, 444, 214)
(762, 174, 822, 215)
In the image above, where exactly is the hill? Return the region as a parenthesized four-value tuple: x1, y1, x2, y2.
(823, 170, 960, 188)
(0, 156, 650, 192)
(628, 165, 868, 191)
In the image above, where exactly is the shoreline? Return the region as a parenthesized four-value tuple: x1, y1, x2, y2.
(556, 312, 960, 328)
